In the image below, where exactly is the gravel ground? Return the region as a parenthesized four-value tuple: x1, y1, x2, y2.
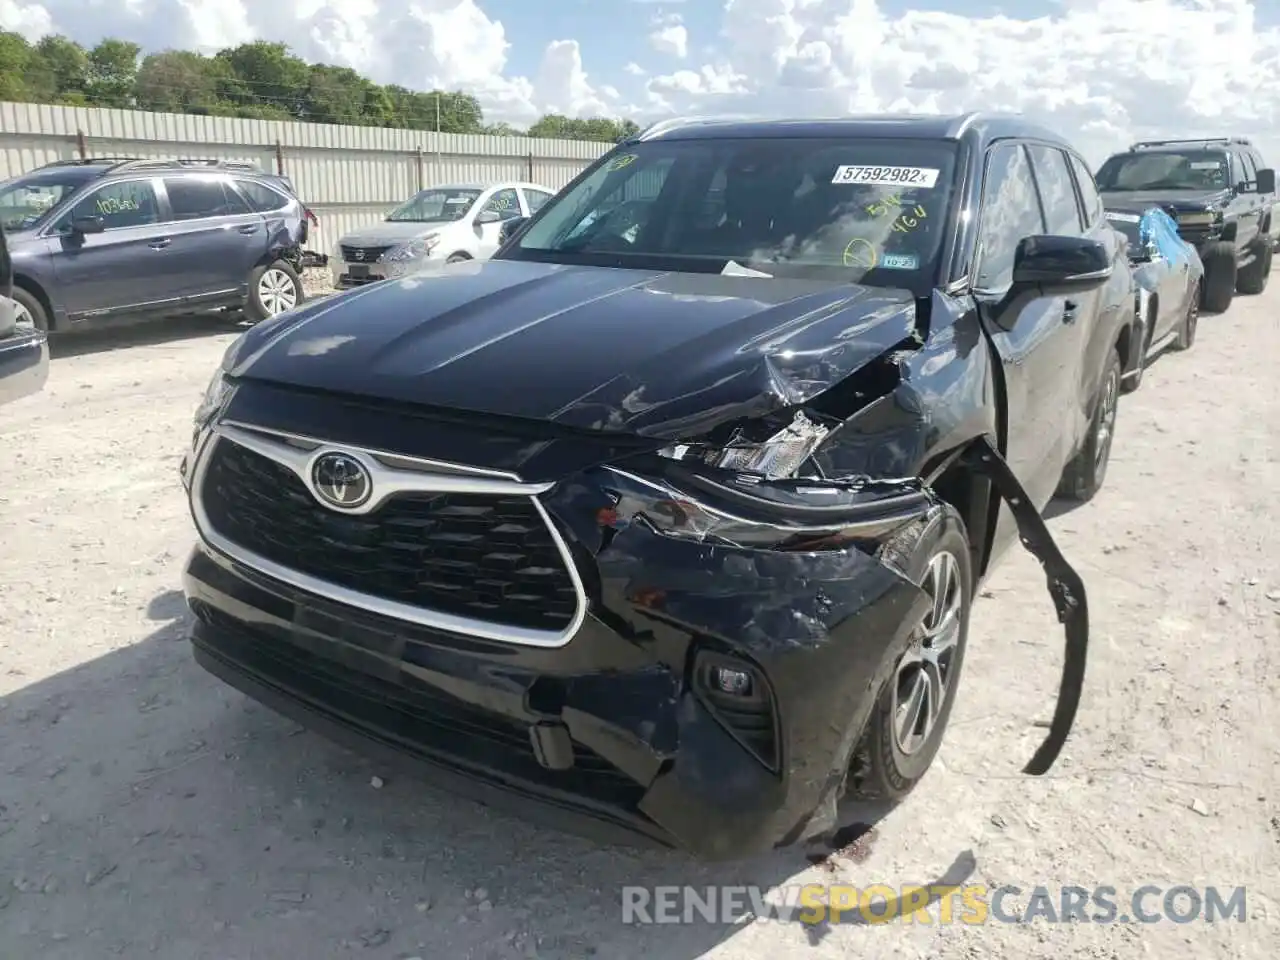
(0, 281, 1277, 959)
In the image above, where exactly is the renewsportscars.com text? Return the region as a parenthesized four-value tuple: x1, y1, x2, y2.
(621, 884, 1247, 926)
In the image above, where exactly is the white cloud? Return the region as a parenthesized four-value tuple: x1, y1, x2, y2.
(637, 0, 1280, 165)
(649, 12, 688, 58)
(4, 0, 1280, 161)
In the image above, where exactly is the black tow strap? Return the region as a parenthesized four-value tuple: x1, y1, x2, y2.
(961, 437, 1089, 775)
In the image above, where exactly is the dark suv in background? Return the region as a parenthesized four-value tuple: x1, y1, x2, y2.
(1094, 137, 1276, 313)
(0, 158, 311, 332)
(0, 223, 49, 404)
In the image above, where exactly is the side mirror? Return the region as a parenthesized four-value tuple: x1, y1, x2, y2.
(1011, 235, 1112, 296)
(498, 216, 529, 245)
(1256, 168, 1276, 195)
(474, 209, 501, 225)
(71, 215, 105, 235)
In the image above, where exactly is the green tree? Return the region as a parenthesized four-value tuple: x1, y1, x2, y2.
(527, 114, 637, 142)
(135, 50, 219, 114)
(29, 35, 91, 103)
(214, 41, 310, 117)
(86, 39, 140, 108)
(0, 32, 36, 102)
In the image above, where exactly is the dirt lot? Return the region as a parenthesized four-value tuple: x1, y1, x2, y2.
(0, 282, 1276, 959)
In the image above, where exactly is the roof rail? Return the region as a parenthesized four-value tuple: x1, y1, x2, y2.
(100, 157, 266, 174)
(36, 157, 142, 169)
(1130, 136, 1252, 150)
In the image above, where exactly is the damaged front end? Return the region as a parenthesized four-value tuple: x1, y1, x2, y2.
(183, 277, 1089, 860)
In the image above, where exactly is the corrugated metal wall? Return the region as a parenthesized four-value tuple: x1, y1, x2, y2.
(0, 101, 614, 247)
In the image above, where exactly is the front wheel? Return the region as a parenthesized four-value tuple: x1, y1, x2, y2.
(245, 260, 304, 323)
(1056, 347, 1122, 503)
(1172, 281, 1199, 351)
(1200, 241, 1237, 313)
(11, 287, 49, 333)
(847, 506, 972, 801)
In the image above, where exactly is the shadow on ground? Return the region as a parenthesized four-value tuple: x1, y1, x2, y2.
(48, 315, 237, 360)
(0, 589, 977, 960)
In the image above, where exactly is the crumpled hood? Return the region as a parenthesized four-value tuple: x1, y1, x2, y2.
(337, 221, 455, 247)
(227, 258, 920, 440)
(1098, 188, 1231, 212)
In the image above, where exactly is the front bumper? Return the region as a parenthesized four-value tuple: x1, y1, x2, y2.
(331, 257, 443, 289)
(0, 328, 49, 406)
(182, 429, 940, 860)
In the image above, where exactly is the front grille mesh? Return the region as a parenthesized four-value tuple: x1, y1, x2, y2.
(199, 438, 578, 632)
(340, 244, 393, 262)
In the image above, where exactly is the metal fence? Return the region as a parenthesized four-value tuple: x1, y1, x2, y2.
(0, 101, 614, 248)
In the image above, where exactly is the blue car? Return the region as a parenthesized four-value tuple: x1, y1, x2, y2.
(1104, 205, 1202, 392)
(0, 158, 311, 333)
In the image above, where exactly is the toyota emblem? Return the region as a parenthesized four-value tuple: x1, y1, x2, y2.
(311, 452, 373, 510)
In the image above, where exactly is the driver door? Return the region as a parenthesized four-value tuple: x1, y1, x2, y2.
(47, 178, 179, 319)
(473, 188, 521, 259)
(971, 142, 1084, 545)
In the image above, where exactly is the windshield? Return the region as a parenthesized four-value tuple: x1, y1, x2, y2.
(502, 137, 959, 290)
(0, 175, 87, 232)
(1095, 151, 1229, 192)
(387, 188, 482, 223)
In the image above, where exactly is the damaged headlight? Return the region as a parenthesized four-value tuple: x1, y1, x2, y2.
(657, 411, 831, 480)
(194, 371, 232, 427)
(384, 234, 440, 262)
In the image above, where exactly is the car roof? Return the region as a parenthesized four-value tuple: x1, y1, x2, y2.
(630, 112, 1076, 152)
(424, 182, 553, 192)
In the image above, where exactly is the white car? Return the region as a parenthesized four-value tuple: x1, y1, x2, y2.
(331, 181, 556, 289)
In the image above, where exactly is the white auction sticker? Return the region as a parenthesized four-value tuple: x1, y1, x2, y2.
(1190, 160, 1221, 170)
(1105, 211, 1141, 223)
(832, 165, 940, 187)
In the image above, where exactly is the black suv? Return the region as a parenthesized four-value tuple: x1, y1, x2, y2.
(181, 113, 1125, 860)
(0, 223, 49, 405)
(0, 158, 311, 332)
(1095, 137, 1276, 313)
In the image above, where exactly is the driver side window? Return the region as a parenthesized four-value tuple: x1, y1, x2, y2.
(975, 143, 1047, 291)
(57, 180, 160, 231)
(481, 188, 520, 221)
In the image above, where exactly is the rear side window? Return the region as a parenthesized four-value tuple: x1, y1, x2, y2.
(975, 143, 1046, 290)
(525, 189, 554, 214)
(1026, 145, 1082, 235)
(234, 179, 290, 213)
(164, 177, 242, 221)
(1068, 154, 1105, 226)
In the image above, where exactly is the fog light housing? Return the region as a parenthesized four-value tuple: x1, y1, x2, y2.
(710, 665, 753, 696)
(693, 650, 779, 771)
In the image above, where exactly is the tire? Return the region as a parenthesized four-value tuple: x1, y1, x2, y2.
(446, 253, 471, 264)
(1199, 240, 1237, 313)
(1235, 239, 1272, 295)
(1056, 347, 1122, 503)
(847, 505, 972, 802)
(1172, 280, 1199, 352)
(11, 286, 50, 333)
(245, 260, 303, 323)
(1120, 302, 1152, 395)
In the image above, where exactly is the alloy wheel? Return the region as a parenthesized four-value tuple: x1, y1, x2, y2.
(891, 550, 962, 756)
(1094, 366, 1119, 475)
(12, 300, 34, 332)
(258, 268, 298, 316)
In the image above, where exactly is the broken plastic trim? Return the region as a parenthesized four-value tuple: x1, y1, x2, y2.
(960, 436, 1089, 776)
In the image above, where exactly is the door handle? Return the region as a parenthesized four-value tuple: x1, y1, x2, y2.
(237, 225, 259, 235)
(1062, 300, 1079, 323)
(148, 238, 171, 249)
